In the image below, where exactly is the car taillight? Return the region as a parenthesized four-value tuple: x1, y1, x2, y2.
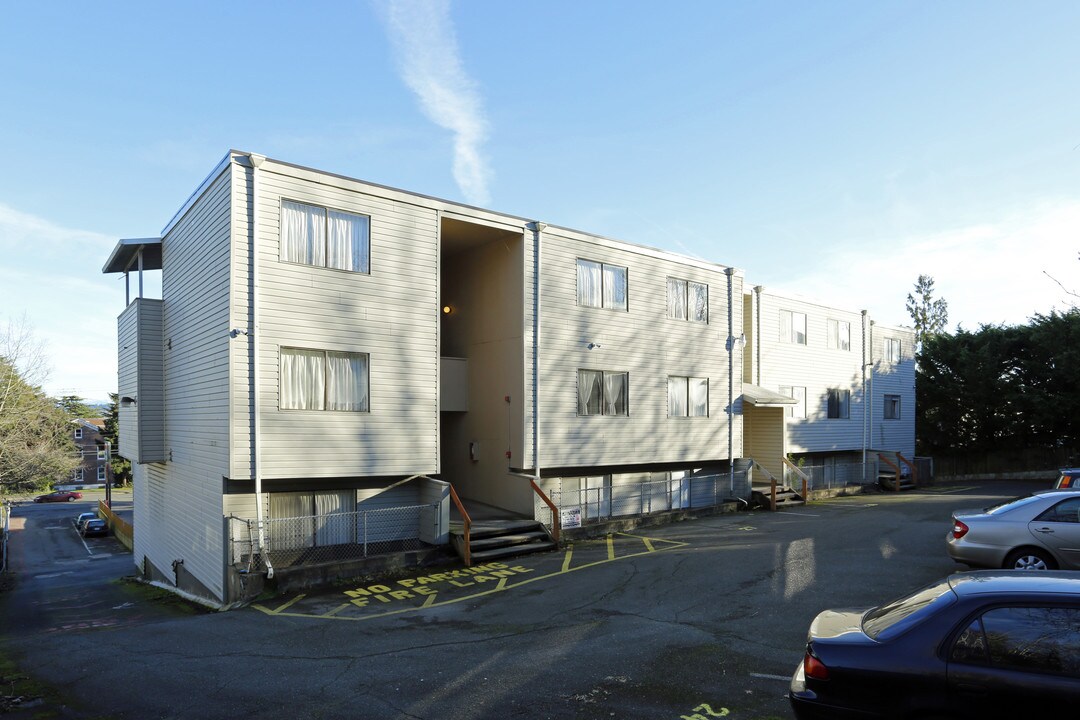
(1062, 476, 1074, 488)
(952, 519, 969, 540)
(804, 648, 829, 681)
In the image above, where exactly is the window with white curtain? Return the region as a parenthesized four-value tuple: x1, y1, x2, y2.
(779, 385, 807, 418)
(827, 319, 850, 351)
(667, 278, 708, 323)
(280, 348, 369, 412)
(780, 310, 807, 345)
(578, 369, 628, 416)
(577, 259, 627, 310)
(827, 388, 850, 419)
(669, 376, 708, 417)
(884, 394, 901, 420)
(281, 200, 370, 273)
(885, 337, 902, 364)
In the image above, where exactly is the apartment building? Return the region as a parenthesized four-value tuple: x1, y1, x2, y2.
(103, 151, 914, 606)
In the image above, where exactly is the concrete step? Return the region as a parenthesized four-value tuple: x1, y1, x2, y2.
(470, 540, 557, 563)
(451, 519, 543, 540)
(469, 531, 549, 550)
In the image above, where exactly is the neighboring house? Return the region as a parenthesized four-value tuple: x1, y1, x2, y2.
(70, 418, 109, 486)
(745, 287, 916, 486)
(103, 151, 915, 607)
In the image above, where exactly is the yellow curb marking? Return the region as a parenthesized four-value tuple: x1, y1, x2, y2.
(253, 531, 687, 623)
(606, 534, 615, 561)
(561, 544, 574, 572)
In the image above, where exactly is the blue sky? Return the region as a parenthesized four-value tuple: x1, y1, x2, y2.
(2, 1, 1079, 402)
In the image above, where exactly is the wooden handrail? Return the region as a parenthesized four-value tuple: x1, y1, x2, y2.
(896, 452, 918, 486)
(782, 457, 810, 500)
(878, 454, 901, 491)
(447, 484, 471, 567)
(529, 478, 561, 543)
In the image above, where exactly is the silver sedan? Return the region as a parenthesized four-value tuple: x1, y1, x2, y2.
(947, 490, 1080, 571)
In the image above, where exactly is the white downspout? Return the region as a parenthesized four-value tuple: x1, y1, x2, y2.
(248, 153, 273, 579)
(726, 268, 735, 492)
(861, 310, 868, 477)
(530, 222, 546, 486)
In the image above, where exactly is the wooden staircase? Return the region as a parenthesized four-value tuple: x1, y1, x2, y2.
(450, 519, 557, 564)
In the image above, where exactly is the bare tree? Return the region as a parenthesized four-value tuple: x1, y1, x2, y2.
(0, 318, 79, 495)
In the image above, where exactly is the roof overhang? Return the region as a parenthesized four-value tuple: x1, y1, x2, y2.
(741, 384, 798, 407)
(102, 237, 162, 274)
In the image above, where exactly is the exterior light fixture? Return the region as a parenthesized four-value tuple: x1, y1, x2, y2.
(442, 305, 453, 315)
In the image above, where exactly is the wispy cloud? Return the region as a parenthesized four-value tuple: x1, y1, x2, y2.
(763, 200, 1080, 330)
(379, 0, 492, 205)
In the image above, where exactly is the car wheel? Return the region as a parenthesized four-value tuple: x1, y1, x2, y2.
(67, 496, 76, 502)
(1005, 548, 1056, 571)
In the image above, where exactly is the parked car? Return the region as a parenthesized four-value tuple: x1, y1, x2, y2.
(948, 490, 1080, 570)
(33, 490, 83, 503)
(74, 511, 97, 530)
(80, 518, 109, 538)
(789, 571, 1080, 719)
(1054, 467, 1080, 489)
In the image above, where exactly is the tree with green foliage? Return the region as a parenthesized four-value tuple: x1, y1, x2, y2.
(57, 395, 96, 418)
(103, 393, 130, 486)
(916, 309, 1080, 460)
(906, 274, 949, 352)
(1, 320, 80, 494)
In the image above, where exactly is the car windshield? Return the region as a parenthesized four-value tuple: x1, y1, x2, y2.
(983, 494, 1045, 515)
(862, 579, 956, 640)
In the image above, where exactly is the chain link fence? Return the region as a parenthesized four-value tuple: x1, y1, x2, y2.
(783, 460, 882, 491)
(535, 471, 752, 530)
(229, 503, 439, 572)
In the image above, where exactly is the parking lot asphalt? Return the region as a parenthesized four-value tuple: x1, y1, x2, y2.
(0, 480, 1047, 719)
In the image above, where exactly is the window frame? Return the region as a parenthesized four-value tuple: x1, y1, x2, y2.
(668, 376, 709, 417)
(74, 427, 83, 440)
(827, 318, 851, 351)
(577, 369, 630, 417)
(280, 198, 371, 274)
(885, 337, 902, 364)
(280, 347, 371, 413)
(667, 277, 708, 323)
(576, 258, 628, 311)
(780, 310, 807, 345)
(827, 388, 850, 419)
(779, 385, 807, 419)
(884, 394, 901, 420)
(97, 465, 106, 481)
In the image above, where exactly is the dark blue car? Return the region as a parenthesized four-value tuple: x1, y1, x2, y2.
(789, 571, 1080, 719)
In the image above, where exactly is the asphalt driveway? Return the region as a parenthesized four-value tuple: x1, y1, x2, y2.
(0, 480, 1044, 719)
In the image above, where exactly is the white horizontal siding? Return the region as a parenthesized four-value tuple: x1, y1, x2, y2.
(754, 290, 867, 453)
(869, 324, 916, 457)
(154, 164, 234, 602)
(527, 227, 742, 469)
(231, 161, 440, 480)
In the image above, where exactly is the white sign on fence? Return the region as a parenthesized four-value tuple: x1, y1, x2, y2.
(561, 506, 582, 529)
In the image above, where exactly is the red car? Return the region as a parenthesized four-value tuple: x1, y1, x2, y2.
(33, 490, 83, 503)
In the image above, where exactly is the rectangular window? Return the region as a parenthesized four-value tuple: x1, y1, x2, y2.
(780, 310, 807, 345)
(779, 385, 807, 418)
(668, 376, 709, 417)
(884, 394, 901, 420)
(281, 199, 370, 273)
(827, 319, 850, 351)
(667, 278, 708, 323)
(578, 369, 629, 416)
(577, 259, 627, 310)
(885, 337, 902, 364)
(281, 348, 370, 412)
(97, 465, 106, 481)
(827, 389, 850, 419)
(73, 468, 84, 481)
(74, 427, 83, 440)
(97, 448, 106, 460)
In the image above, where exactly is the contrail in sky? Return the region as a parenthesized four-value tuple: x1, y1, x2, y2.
(379, 0, 492, 205)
